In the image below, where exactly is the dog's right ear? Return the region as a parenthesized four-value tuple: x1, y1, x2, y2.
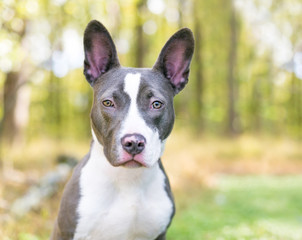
(83, 20, 120, 85)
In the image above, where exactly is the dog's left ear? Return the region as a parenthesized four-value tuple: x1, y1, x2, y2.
(153, 28, 194, 94)
(83, 20, 120, 85)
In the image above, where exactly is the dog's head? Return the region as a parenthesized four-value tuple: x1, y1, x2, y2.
(83, 20, 194, 168)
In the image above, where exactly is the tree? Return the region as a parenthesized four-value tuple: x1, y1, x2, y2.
(134, 0, 146, 68)
(192, 0, 204, 131)
(226, 0, 239, 135)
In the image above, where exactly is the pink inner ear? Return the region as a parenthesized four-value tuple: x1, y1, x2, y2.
(86, 36, 111, 79)
(165, 46, 189, 86)
(166, 61, 188, 86)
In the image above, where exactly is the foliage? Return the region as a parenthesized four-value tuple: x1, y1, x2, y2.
(169, 175, 302, 240)
(1, 0, 302, 145)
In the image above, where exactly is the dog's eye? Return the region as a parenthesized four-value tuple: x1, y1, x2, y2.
(102, 100, 114, 107)
(151, 101, 163, 109)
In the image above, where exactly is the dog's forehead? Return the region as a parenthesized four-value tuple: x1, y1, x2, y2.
(93, 67, 173, 97)
(93, 68, 126, 94)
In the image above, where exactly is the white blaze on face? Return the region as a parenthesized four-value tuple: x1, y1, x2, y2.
(120, 73, 163, 167)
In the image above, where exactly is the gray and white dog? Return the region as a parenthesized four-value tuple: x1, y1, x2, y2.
(51, 20, 194, 240)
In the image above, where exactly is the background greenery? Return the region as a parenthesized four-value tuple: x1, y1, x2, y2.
(0, 0, 302, 239)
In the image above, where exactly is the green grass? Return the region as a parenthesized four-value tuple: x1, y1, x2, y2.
(168, 175, 302, 240)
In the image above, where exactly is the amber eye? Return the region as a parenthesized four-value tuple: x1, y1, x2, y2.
(151, 101, 163, 109)
(102, 100, 114, 107)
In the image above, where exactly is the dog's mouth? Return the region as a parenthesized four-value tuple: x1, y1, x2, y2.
(114, 151, 147, 168)
(121, 159, 145, 168)
(114, 155, 147, 168)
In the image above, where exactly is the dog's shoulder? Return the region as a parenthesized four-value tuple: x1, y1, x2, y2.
(158, 159, 175, 225)
(51, 153, 90, 240)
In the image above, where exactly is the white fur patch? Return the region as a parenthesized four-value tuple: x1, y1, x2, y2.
(120, 73, 164, 167)
(124, 73, 141, 104)
(74, 134, 173, 240)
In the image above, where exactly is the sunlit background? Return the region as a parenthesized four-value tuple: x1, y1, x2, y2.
(0, 0, 302, 239)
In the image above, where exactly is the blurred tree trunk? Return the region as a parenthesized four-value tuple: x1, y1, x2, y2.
(134, 0, 146, 68)
(178, 0, 184, 28)
(1, 72, 21, 146)
(289, 74, 296, 135)
(0, 65, 32, 169)
(290, 74, 302, 138)
(0, 18, 28, 146)
(0, 17, 31, 175)
(52, 73, 63, 140)
(226, 0, 239, 135)
(267, 54, 275, 134)
(251, 78, 262, 132)
(193, 0, 204, 132)
(298, 77, 302, 139)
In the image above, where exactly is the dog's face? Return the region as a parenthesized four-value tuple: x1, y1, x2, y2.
(83, 20, 194, 168)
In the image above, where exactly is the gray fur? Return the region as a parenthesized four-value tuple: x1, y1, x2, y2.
(51, 153, 89, 240)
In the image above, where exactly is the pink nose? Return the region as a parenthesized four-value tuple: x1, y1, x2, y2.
(121, 134, 146, 155)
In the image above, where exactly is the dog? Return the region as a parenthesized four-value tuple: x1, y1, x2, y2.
(51, 20, 194, 240)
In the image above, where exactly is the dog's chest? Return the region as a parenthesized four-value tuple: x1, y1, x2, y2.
(74, 152, 173, 240)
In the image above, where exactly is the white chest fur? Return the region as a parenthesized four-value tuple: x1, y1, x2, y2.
(74, 142, 173, 240)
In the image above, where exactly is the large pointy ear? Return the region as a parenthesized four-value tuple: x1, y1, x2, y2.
(83, 20, 120, 85)
(153, 28, 194, 94)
